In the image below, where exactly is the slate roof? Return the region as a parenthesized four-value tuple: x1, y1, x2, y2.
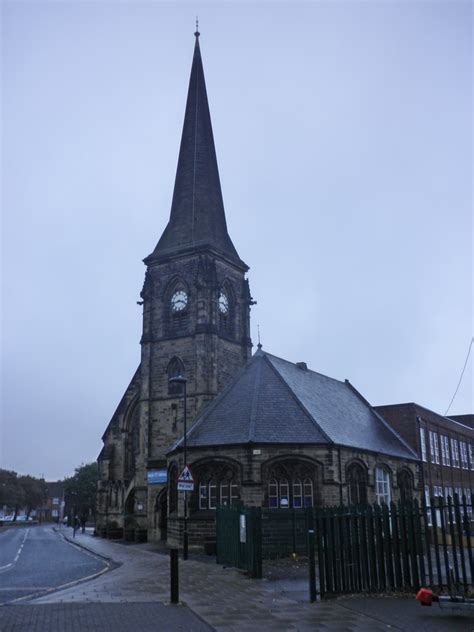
(145, 32, 246, 270)
(170, 350, 416, 460)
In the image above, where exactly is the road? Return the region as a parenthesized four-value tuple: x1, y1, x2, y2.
(0, 524, 108, 604)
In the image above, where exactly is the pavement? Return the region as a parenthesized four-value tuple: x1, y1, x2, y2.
(1, 529, 473, 631)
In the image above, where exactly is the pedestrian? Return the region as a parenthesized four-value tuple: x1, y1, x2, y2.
(73, 514, 80, 538)
(80, 514, 87, 534)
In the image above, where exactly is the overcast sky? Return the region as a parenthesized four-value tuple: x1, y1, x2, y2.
(1, 1, 472, 480)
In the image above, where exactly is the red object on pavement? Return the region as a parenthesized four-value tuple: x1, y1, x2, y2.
(416, 588, 434, 606)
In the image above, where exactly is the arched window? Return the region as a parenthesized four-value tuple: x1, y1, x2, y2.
(167, 357, 185, 395)
(124, 403, 140, 480)
(265, 461, 317, 509)
(375, 467, 391, 505)
(196, 464, 240, 510)
(347, 463, 368, 506)
(398, 469, 413, 504)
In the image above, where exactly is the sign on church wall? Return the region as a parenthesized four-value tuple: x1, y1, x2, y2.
(147, 469, 167, 484)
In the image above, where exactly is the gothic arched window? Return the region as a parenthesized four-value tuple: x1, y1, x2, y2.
(347, 463, 368, 506)
(195, 462, 240, 510)
(398, 469, 413, 504)
(265, 461, 316, 509)
(124, 403, 140, 480)
(167, 357, 185, 395)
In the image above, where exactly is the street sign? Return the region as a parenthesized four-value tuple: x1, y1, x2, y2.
(177, 464, 194, 484)
(177, 482, 194, 491)
(147, 469, 167, 484)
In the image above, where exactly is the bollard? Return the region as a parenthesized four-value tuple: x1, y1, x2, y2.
(170, 548, 179, 604)
(308, 529, 316, 603)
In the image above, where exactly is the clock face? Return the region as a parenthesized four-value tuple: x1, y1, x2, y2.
(171, 290, 188, 312)
(218, 291, 229, 314)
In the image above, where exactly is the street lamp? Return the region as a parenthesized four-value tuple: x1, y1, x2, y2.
(168, 375, 188, 560)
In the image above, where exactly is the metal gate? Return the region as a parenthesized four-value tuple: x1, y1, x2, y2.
(216, 505, 262, 578)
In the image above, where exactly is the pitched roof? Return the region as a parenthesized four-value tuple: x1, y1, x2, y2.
(145, 32, 246, 269)
(170, 350, 416, 459)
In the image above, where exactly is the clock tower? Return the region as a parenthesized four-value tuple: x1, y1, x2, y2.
(133, 30, 253, 535)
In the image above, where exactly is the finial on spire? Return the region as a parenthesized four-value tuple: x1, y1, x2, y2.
(195, 16, 200, 38)
(257, 325, 262, 350)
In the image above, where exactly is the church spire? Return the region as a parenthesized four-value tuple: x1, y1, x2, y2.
(146, 31, 246, 269)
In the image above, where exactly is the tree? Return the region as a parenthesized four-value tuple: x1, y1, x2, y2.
(18, 475, 46, 518)
(0, 469, 24, 518)
(63, 462, 98, 520)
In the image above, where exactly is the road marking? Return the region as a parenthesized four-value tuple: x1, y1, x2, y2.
(0, 530, 111, 605)
(0, 529, 29, 572)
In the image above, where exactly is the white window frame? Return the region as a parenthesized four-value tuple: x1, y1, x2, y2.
(292, 479, 302, 509)
(425, 485, 432, 525)
(375, 467, 391, 505)
(279, 479, 290, 509)
(303, 478, 314, 508)
(451, 438, 460, 468)
(469, 444, 474, 471)
(460, 441, 469, 469)
(465, 488, 473, 518)
(429, 431, 440, 465)
(440, 435, 451, 466)
(268, 479, 278, 508)
(199, 481, 208, 510)
(419, 427, 427, 462)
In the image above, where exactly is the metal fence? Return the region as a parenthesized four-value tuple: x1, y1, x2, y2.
(216, 495, 474, 599)
(313, 495, 473, 598)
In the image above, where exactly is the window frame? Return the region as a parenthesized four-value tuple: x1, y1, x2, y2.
(429, 431, 440, 465)
(375, 467, 391, 505)
(420, 427, 427, 462)
(451, 438, 460, 468)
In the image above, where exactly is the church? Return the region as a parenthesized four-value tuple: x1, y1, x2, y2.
(97, 31, 420, 546)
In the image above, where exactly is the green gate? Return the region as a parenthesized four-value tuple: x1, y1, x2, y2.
(216, 505, 262, 578)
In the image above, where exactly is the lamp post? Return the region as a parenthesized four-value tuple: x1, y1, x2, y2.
(169, 375, 188, 560)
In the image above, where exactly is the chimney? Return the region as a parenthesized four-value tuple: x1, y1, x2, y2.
(296, 362, 308, 371)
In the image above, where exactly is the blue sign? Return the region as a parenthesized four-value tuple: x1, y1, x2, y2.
(147, 469, 167, 484)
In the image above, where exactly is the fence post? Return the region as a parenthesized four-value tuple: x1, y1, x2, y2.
(170, 548, 179, 604)
(308, 528, 316, 603)
(252, 507, 263, 579)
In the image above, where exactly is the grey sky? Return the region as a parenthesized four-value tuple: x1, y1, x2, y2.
(1, 1, 472, 480)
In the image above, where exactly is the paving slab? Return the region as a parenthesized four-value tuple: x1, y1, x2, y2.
(27, 531, 474, 631)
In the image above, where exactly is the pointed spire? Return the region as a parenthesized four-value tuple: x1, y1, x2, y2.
(146, 31, 246, 269)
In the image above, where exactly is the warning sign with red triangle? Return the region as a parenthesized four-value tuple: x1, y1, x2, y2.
(177, 465, 194, 484)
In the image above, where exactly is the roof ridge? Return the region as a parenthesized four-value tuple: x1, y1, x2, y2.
(263, 351, 346, 386)
(262, 354, 333, 444)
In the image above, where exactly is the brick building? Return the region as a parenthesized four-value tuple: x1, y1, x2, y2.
(375, 403, 474, 508)
(37, 481, 65, 523)
(96, 31, 445, 546)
